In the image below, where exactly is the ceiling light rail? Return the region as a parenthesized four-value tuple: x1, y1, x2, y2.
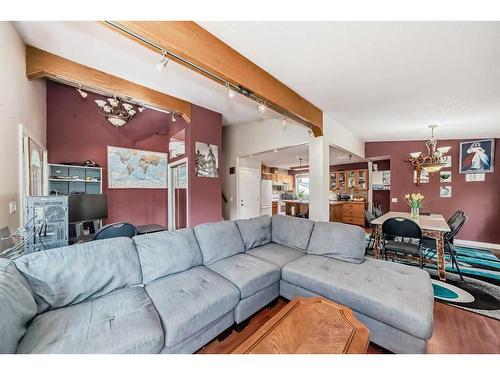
(104, 21, 316, 134)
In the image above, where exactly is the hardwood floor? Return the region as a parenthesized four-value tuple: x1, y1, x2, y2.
(197, 298, 500, 354)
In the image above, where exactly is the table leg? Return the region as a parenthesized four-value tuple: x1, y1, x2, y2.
(436, 232, 446, 281)
(374, 225, 382, 259)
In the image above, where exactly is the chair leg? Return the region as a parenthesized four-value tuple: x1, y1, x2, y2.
(450, 250, 464, 281)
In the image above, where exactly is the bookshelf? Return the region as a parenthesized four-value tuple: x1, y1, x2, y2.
(48, 163, 103, 195)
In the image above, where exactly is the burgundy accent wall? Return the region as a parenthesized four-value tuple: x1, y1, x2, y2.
(366, 140, 500, 244)
(188, 104, 223, 226)
(46, 81, 223, 228)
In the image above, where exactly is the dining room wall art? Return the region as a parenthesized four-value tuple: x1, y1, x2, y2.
(459, 139, 495, 174)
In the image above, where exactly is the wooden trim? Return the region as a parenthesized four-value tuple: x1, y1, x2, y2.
(102, 21, 323, 136)
(25, 45, 191, 123)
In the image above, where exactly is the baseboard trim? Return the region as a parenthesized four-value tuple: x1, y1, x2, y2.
(455, 239, 500, 251)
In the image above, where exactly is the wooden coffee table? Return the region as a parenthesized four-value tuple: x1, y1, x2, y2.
(232, 297, 370, 354)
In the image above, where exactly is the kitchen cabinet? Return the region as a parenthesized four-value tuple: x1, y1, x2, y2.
(342, 202, 365, 226)
(329, 203, 343, 222)
(330, 169, 369, 191)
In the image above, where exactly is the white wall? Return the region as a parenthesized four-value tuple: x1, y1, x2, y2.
(222, 115, 364, 220)
(0, 22, 46, 233)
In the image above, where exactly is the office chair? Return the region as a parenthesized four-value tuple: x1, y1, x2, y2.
(94, 222, 138, 241)
(382, 217, 424, 268)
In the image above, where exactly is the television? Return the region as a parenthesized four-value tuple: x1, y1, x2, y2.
(68, 194, 108, 224)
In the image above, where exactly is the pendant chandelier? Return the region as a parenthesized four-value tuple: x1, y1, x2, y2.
(94, 96, 137, 128)
(406, 125, 451, 185)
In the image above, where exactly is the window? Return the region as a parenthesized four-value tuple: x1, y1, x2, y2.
(295, 173, 310, 198)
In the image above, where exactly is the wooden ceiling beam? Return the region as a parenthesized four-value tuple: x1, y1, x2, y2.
(103, 21, 323, 136)
(25, 45, 192, 123)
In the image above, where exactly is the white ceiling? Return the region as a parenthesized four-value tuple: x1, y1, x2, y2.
(199, 21, 500, 141)
(14, 21, 500, 142)
(250, 144, 365, 170)
(14, 21, 286, 126)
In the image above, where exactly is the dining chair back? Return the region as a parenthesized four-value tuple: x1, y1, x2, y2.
(382, 217, 424, 268)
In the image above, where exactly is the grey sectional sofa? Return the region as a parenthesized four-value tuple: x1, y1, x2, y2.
(0, 215, 434, 354)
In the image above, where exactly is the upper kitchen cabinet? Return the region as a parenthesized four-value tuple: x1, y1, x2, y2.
(330, 168, 369, 191)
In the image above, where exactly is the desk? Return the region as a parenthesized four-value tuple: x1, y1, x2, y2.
(371, 211, 450, 280)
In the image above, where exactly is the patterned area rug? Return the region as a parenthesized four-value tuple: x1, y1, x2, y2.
(366, 239, 500, 320)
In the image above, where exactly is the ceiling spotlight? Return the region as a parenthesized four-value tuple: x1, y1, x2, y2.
(273, 149, 278, 153)
(256, 101, 267, 114)
(171, 112, 176, 122)
(155, 50, 169, 72)
(308, 129, 314, 137)
(226, 82, 236, 99)
(138, 105, 145, 113)
(76, 84, 87, 98)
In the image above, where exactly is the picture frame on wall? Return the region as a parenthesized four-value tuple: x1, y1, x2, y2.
(440, 171, 452, 183)
(459, 139, 495, 174)
(440, 185, 452, 198)
(195, 142, 219, 178)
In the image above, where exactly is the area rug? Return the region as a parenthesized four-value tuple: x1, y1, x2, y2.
(366, 239, 500, 320)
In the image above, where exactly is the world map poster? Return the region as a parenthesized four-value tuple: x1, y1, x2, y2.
(107, 146, 168, 189)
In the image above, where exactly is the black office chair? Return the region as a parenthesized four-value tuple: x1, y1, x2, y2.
(94, 222, 138, 241)
(382, 217, 424, 268)
(422, 212, 468, 281)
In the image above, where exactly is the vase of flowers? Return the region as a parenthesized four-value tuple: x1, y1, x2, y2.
(404, 193, 424, 220)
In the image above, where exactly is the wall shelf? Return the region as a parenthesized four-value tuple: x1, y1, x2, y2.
(48, 164, 103, 195)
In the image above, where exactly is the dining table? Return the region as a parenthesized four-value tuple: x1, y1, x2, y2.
(371, 211, 451, 280)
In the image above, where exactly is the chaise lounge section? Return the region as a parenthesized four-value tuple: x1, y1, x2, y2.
(0, 215, 434, 354)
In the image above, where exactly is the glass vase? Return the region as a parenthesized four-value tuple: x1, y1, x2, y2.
(410, 205, 420, 220)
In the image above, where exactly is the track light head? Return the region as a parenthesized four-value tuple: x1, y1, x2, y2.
(76, 84, 87, 98)
(256, 101, 267, 114)
(171, 112, 176, 122)
(156, 51, 169, 71)
(226, 82, 236, 99)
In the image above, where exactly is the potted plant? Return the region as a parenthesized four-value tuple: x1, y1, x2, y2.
(404, 193, 424, 220)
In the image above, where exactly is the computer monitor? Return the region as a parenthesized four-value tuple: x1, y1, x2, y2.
(68, 194, 108, 224)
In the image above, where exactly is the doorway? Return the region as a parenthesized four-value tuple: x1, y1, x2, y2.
(168, 158, 188, 230)
(237, 167, 260, 219)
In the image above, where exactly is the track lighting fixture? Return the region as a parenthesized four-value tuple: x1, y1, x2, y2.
(155, 50, 169, 72)
(138, 105, 145, 113)
(256, 101, 267, 114)
(226, 82, 236, 99)
(171, 112, 176, 122)
(76, 84, 87, 98)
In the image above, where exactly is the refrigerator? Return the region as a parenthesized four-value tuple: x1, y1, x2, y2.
(260, 180, 273, 216)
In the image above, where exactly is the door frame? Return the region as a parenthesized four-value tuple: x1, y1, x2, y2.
(236, 166, 260, 219)
(168, 157, 189, 230)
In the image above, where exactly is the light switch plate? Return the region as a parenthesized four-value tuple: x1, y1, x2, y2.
(9, 201, 17, 214)
(391, 197, 398, 203)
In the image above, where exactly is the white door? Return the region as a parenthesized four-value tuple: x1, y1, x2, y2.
(238, 168, 260, 219)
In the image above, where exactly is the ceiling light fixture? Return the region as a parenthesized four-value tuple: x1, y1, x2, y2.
(406, 125, 451, 185)
(256, 101, 267, 115)
(225, 82, 236, 99)
(273, 149, 278, 153)
(138, 105, 145, 113)
(76, 84, 87, 98)
(95, 96, 137, 128)
(155, 50, 169, 71)
(171, 112, 176, 122)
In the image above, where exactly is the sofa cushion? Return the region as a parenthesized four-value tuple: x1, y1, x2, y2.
(0, 260, 37, 353)
(207, 254, 280, 299)
(246, 243, 304, 268)
(307, 222, 366, 264)
(134, 228, 203, 284)
(194, 221, 245, 265)
(271, 215, 314, 252)
(282, 255, 434, 339)
(15, 237, 142, 314)
(145, 266, 239, 347)
(235, 215, 271, 250)
(17, 287, 164, 354)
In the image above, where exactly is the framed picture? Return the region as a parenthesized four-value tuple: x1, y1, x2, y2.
(195, 142, 219, 178)
(459, 139, 495, 174)
(440, 171, 452, 183)
(107, 146, 168, 189)
(413, 169, 429, 183)
(440, 186, 452, 198)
